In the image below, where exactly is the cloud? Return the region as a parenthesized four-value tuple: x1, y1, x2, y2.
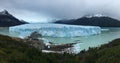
(0, 0, 120, 22)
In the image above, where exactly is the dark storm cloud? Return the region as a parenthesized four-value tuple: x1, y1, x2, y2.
(0, 0, 120, 22)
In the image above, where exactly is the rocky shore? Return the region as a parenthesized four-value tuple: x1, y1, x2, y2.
(11, 31, 80, 54)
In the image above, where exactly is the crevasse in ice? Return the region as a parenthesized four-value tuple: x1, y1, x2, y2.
(10, 23, 101, 37)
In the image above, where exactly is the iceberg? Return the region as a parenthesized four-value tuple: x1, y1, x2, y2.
(10, 23, 101, 37)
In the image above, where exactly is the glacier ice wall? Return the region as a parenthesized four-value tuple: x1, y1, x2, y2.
(10, 23, 101, 37)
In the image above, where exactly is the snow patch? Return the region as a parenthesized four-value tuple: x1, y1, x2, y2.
(85, 14, 106, 18)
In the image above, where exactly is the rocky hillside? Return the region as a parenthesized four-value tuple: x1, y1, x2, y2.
(0, 10, 28, 27)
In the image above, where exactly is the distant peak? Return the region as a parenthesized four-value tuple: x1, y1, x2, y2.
(84, 14, 106, 18)
(0, 10, 10, 15)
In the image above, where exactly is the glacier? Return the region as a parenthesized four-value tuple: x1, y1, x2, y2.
(10, 23, 101, 38)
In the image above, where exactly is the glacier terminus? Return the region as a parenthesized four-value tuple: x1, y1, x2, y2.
(10, 23, 101, 37)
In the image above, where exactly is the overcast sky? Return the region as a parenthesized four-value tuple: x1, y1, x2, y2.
(0, 0, 120, 22)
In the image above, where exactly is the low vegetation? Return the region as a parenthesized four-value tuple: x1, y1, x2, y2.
(0, 34, 120, 63)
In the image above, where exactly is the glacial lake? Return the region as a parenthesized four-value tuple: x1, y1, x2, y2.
(0, 27, 120, 51)
(44, 27, 120, 51)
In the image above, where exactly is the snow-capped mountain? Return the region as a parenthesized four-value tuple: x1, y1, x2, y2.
(0, 10, 28, 27)
(54, 14, 120, 27)
(0, 10, 11, 15)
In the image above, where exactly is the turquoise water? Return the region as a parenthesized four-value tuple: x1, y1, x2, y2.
(0, 27, 120, 51)
(43, 28, 120, 50)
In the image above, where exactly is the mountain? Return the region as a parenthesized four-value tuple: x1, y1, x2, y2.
(54, 14, 120, 27)
(0, 10, 28, 27)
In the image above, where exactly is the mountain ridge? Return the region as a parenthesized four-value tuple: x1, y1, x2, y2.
(54, 15, 120, 27)
(0, 10, 28, 27)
